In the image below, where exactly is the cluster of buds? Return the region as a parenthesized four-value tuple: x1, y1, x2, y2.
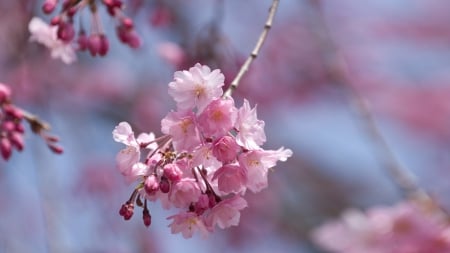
(0, 83, 63, 161)
(35, 0, 140, 61)
(113, 64, 292, 238)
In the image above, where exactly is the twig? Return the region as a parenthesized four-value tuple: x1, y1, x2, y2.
(223, 0, 280, 97)
(21, 109, 51, 134)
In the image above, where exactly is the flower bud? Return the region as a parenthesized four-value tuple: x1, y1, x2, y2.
(144, 175, 159, 195)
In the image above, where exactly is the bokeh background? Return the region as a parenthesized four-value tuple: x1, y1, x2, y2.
(1, 0, 450, 252)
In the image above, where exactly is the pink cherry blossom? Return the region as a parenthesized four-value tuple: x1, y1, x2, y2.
(197, 98, 237, 138)
(239, 147, 292, 193)
(144, 175, 160, 195)
(168, 63, 224, 113)
(190, 144, 222, 172)
(312, 201, 450, 253)
(113, 64, 292, 233)
(113, 121, 136, 146)
(28, 17, 76, 64)
(235, 99, 266, 150)
(212, 135, 241, 164)
(204, 195, 248, 230)
(167, 212, 210, 239)
(113, 122, 156, 183)
(169, 178, 202, 208)
(161, 110, 201, 152)
(212, 164, 247, 194)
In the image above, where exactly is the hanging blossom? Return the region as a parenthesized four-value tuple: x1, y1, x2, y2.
(29, 17, 77, 64)
(311, 201, 450, 253)
(30, 0, 141, 63)
(113, 63, 292, 238)
(0, 83, 63, 161)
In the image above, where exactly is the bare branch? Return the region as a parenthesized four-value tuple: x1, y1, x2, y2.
(223, 0, 280, 97)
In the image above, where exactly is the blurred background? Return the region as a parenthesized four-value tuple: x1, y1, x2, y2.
(1, 0, 450, 252)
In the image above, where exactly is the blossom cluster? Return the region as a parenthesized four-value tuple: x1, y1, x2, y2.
(113, 63, 292, 238)
(312, 201, 450, 253)
(29, 0, 141, 63)
(0, 83, 63, 161)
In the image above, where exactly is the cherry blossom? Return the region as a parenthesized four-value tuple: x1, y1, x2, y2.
(235, 99, 266, 150)
(167, 212, 210, 239)
(204, 195, 248, 230)
(28, 17, 76, 64)
(168, 63, 225, 113)
(35, 0, 141, 59)
(113, 63, 292, 237)
(312, 201, 450, 253)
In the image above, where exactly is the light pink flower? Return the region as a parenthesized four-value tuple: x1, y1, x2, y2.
(167, 212, 210, 238)
(212, 135, 241, 164)
(204, 195, 248, 229)
(212, 164, 247, 194)
(113, 121, 137, 146)
(197, 98, 237, 138)
(168, 63, 224, 113)
(169, 178, 202, 208)
(113, 122, 156, 183)
(161, 110, 201, 152)
(28, 17, 76, 64)
(191, 144, 222, 172)
(312, 201, 450, 253)
(238, 147, 292, 193)
(235, 99, 266, 150)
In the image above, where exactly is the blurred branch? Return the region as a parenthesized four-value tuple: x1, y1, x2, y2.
(223, 0, 279, 97)
(309, 0, 443, 211)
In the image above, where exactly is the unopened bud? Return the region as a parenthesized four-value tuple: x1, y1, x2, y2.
(42, 0, 57, 14)
(98, 34, 109, 56)
(143, 208, 151, 227)
(0, 138, 12, 160)
(144, 175, 159, 195)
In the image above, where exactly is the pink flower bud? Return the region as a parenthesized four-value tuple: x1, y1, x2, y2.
(88, 34, 101, 56)
(0, 83, 11, 103)
(10, 132, 24, 151)
(15, 123, 25, 133)
(4, 105, 23, 119)
(144, 175, 159, 195)
(50, 16, 61, 26)
(0, 138, 12, 160)
(42, 0, 57, 14)
(77, 31, 88, 51)
(159, 177, 170, 193)
(48, 144, 64, 154)
(163, 163, 182, 182)
(98, 34, 109, 56)
(126, 31, 141, 48)
(57, 22, 75, 43)
(119, 202, 134, 220)
(121, 18, 134, 29)
(142, 208, 151, 227)
(1, 121, 15, 132)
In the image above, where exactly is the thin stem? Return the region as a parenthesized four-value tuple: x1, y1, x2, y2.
(21, 109, 51, 133)
(223, 0, 280, 97)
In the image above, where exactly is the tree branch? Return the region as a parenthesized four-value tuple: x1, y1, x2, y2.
(223, 0, 280, 97)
